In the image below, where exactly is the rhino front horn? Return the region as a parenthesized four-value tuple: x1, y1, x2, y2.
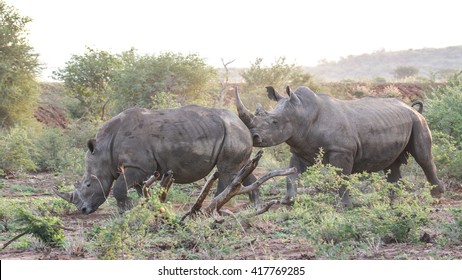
(235, 87, 254, 125)
(52, 187, 74, 203)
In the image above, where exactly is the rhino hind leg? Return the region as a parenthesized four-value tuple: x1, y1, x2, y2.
(384, 156, 405, 201)
(326, 152, 354, 208)
(243, 174, 260, 206)
(408, 125, 445, 197)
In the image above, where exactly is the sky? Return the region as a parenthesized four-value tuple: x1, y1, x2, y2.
(5, 0, 462, 81)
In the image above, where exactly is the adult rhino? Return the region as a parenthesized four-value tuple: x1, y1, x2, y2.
(54, 105, 257, 214)
(236, 86, 444, 206)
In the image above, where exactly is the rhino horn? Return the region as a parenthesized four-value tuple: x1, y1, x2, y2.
(256, 103, 267, 116)
(235, 87, 254, 125)
(52, 187, 74, 203)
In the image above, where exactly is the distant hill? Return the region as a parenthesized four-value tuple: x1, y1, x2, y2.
(306, 46, 462, 81)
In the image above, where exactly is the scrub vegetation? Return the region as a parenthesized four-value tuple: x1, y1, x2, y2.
(1, 0, 461, 259)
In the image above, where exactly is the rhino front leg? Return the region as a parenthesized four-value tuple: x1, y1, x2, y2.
(281, 154, 309, 205)
(113, 167, 148, 212)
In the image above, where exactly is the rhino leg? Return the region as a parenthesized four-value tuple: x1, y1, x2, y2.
(243, 174, 260, 205)
(326, 152, 354, 208)
(408, 123, 445, 197)
(281, 154, 309, 205)
(113, 167, 148, 211)
(385, 157, 405, 201)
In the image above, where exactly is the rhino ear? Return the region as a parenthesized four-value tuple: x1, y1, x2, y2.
(265, 86, 284, 101)
(288, 88, 301, 105)
(87, 139, 96, 154)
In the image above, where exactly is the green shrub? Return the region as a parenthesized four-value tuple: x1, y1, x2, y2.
(34, 127, 67, 171)
(89, 194, 178, 259)
(283, 153, 434, 258)
(15, 207, 65, 247)
(426, 72, 462, 143)
(0, 126, 37, 172)
(33, 120, 98, 174)
(437, 206, 462, 246)
(0, 198, 65, 248)
(431, 131, 462, 180)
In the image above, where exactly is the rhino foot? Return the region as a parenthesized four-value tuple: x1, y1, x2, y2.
(430, 186, 444, 198)
(117, 198, 133, 214)
(280, 195, 295, 205)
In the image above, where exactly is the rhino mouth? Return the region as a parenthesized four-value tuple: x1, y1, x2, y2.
(80, 206, 96, 214)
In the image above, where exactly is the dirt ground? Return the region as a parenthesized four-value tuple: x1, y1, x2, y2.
(1, 172, 461, 260)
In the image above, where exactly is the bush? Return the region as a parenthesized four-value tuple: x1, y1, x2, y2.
(0, 198, 65, 248)
(437, 206, 462, 246)
(274, 152, 435, 258)
(431, 131, 462, 180)
(15, 207, 65, 247)
(0, 126, 37, 173)
(33, 120, 99, 174)
(110, 51, 217, 114)
(426, 72, 462, 143)
(89, 194, 178, 259)
(34, 127, 67, 171)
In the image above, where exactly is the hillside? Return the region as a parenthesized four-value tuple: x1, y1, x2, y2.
(306, 46, 462, 81)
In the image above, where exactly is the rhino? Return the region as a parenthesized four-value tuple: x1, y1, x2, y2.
(236, 86, 444, 206)
(54, 105, 258, 214)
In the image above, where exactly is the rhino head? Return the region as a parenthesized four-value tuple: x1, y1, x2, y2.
(235, 86, 302, 147)
(53, 139, 114, 214)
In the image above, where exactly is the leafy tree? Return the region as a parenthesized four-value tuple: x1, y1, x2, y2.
(0, 1, 40, 128)
(392, 65, 419, 80)
(53, 47, 121, 120)
(241, 57, 317, 91)
(110, 51, 216, 113)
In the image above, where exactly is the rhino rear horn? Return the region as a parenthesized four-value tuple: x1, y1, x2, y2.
(53, 187, 74, 203)
(235, 87, 254, 125)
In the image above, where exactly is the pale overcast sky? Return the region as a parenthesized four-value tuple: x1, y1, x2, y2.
(5, 0, 462, 80)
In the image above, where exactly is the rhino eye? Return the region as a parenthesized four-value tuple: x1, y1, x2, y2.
(272, 120, 278, 125)
(85, 182, 91, 188)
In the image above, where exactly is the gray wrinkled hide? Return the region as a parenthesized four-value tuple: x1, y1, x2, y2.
(237, 86, 444, 206)
(69, 105, 255, 213)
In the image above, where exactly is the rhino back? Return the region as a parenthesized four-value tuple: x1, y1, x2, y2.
(329, 97, 417, 171)
(110, 106, 242, 183)
(292, 94, 419, 172)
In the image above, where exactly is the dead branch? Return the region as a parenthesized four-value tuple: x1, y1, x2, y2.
(204, 150, 264, 213)
(158, 170, 174, 202)
(181, 150, 297, 222)
(142, 171, 161, 198)
(180, 172, 219, 222)
(1, 231, 29, 250)
(219, 58, 236, 106)
(250, 200, 280, 217)
(237, 168, 297, 195)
